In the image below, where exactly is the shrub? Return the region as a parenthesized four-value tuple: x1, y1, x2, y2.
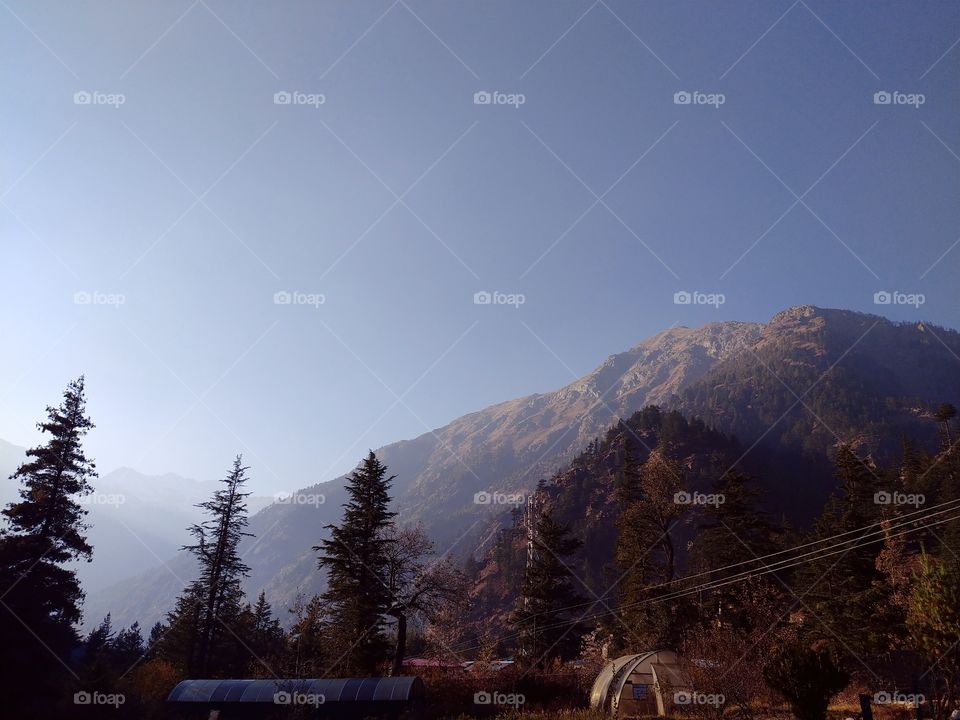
(763, 644, 849, 720)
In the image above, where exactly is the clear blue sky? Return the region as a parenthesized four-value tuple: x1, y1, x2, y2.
(2, 0, 958, 494)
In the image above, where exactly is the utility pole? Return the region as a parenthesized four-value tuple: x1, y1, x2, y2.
(521, 489, 544, 658)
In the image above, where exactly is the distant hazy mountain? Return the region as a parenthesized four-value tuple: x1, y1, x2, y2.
(0, 446, 274, 606)
(84, 306, 960, 631)
(74, 468, 273, 593)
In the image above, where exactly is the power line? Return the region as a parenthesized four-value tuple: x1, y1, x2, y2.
(449, 509, 960, 653)
(443, 503, 960, 655)
(513, 496, 960, 623)
(503, 510, 960, 646)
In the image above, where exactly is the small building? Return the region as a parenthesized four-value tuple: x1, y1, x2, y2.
(590, 650, 688, 717)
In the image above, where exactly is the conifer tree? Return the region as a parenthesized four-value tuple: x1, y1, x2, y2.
(689, 469, 779, 629)
(0, 377, 97, 711)
(285, 594, 329, 677)
(614, 450, 688, 647)
(240, 590, 284, 673)
(167, 456, 252, 676)
(147, 621, 164, 651)
(78, 616, 144, 691)
(796, 445, 886, 657)
(513, 510, 585, 668)
(154, 588, 203, 673)
(112, 621, 146, 670)
(928, 413, 960, 565)
(315, 451, 396, 675)
(906, 557, 960, 716)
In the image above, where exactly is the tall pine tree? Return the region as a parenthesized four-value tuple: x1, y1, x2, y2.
(614, 449, 688, 648)
(0, 377, 97, 713)
(315, 451, 396, 675)
(241, 590, 285, 674)
(796, 444, 886, 658)
(164, 456, 252, 676)
(689, 469, 780, 630)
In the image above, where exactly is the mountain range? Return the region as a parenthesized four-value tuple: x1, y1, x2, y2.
(64, 306, 960, 630)
(0, 443, 273, 594)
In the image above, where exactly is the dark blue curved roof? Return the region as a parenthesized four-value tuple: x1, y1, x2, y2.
(167, 677, 423, 704)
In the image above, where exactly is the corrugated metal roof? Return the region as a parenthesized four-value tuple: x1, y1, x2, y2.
(168, 677, 423, 704)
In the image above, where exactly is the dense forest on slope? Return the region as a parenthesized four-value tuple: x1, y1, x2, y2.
(470, 407, 791, 629)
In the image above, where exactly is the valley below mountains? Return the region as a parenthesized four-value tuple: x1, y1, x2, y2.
(83, 305, 960, 630)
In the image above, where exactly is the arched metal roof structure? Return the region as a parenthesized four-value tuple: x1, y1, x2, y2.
(167, 676, 424, 705)
(590, 650, 685, 716)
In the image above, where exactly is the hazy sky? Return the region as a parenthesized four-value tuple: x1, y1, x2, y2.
(2, 0, 958, 494)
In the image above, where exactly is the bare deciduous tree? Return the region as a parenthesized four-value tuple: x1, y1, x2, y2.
(680, 581, 796, 720)
(383, 524, 468, 674)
